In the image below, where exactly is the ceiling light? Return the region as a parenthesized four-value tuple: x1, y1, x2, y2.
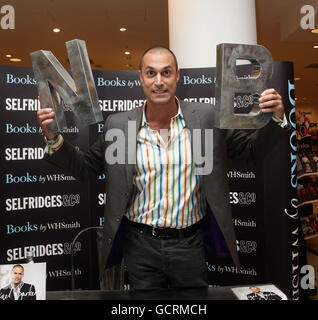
(120, 27, 127, 32)
(10, 58, 22, 62)
(124, 51, 130, 55)
(311, 29, 318, 34)
(6, 54, 12, 58)
(313, 45, 318, 49)
(294, 77, 301, 80)
(53, 28, 61, 33)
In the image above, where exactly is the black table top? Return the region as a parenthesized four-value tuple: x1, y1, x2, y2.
(46, 286, 237, 300)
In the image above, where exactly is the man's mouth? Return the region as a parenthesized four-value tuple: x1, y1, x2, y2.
(152, 90, 167, 94)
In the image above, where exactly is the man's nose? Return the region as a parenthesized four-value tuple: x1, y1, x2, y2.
(154, 74, 163, 86)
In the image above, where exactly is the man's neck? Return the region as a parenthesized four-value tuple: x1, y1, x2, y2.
(145, 98, 178, 129)
(12, 282, 22, 289)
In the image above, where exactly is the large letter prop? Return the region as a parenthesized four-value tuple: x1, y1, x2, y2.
(215, 43, 273, 129)
(30, 39, 103, 134)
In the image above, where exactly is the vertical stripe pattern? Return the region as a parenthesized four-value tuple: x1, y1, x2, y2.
(126, 100, 205, 229)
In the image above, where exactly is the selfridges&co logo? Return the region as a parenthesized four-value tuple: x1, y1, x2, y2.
(6, 73, 37, 85)
(229, 191, 256, 205)
(6, 243, 64, 262)
(5, 147, 44, 160)
(5, 194, 81, 211)
(6, 242, 81, 262)
(183, 75, 214, 85)
(236, 239, 257, 254)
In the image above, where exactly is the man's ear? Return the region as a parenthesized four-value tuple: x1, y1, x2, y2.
(176, 69, 180, 82)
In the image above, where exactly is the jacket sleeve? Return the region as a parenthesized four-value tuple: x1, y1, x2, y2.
(223, 119, 286, 164)
(44, 115, 111, 181)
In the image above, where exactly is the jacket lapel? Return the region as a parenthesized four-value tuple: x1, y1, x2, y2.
(180, 100, 201, 131)
(180, 101, 204, 168)
(125, 108, 143, 191)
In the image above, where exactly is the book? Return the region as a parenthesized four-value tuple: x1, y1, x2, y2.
(231, 284, 288, 300)
(0, 262, 46, 300)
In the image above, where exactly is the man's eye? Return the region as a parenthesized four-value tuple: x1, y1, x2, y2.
(163, 70, 171, 76)
(146, 71, 155, 76)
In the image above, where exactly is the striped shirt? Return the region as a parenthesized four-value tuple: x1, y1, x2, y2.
(126, 98, 206, 229)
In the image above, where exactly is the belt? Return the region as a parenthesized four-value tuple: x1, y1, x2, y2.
(125, 217, 203, 239)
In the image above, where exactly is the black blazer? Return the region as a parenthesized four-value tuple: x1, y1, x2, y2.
(0, 283, 36, 300)
(247, 291, 282, 300)
(47, 101, 285, 274)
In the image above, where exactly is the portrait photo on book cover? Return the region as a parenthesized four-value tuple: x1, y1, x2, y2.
(0, 263, 46, 300)
(231, 284, 288, 300)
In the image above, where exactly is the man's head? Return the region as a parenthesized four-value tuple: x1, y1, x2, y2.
(249, 286, 260, 293)
(11, 265, 24, 286)
(139, 46, 178, 72)
(139, 46, 180, 106)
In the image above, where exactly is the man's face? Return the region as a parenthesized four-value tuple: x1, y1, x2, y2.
(250, 287, 260, 293)
(139, 50, 180, 106)
(11, 267, 23, 285)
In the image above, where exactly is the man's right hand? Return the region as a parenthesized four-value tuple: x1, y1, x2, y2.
(37, 108, 58, 140)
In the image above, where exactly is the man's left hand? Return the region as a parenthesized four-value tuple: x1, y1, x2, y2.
(259, 88, 285, 120)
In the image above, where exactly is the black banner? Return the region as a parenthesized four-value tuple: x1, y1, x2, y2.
(0, 62, 297, 297)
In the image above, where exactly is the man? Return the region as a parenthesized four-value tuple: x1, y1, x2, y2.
(37, 46, 286, 290)
(0, 265, 36, 300)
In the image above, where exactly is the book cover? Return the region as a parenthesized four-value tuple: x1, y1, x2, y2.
(0, 262, 46, 300)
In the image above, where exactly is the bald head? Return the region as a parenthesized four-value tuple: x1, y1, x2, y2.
(139, 46, 179, 71)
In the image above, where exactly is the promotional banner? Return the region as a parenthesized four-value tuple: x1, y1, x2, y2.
(0, 62, 297, 297)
